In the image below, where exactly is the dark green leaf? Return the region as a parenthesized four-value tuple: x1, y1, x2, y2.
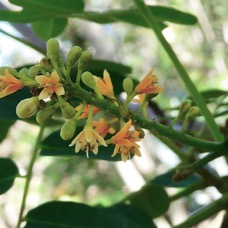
(0, 158, 19, 194)
(0, 88, 31, 120)
(129, 184, 169, 218)
(9, 0, 84, 14)
(198, 89, 227, 100)
(25, 201, 154, 228)
(81, 6, 197, 27)
(31, 18, 68, 40)
(0, 119, 15, 143)
(0, 10, 45, 23)
(40, 129, 123, 161)
(150, 170, 201, 188)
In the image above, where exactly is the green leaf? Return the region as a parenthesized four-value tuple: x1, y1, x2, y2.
(25, 201, 155, 228)
(81, 6, 197, 27)
(129, 184, 169, 218)
(9, 0, 84, 14)
(0, 119, 15, 143)
(0, 10, 45, 23)
(31, 18, 68, 40)
(0, 158, 19, 194)
(40, 129, 123, 161)
(150, 170, 201, 188)
(0, 88, 31, 120)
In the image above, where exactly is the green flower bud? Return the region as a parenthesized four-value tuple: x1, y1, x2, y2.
(60, 119, 77, 140)
(36, 106, 56, 124)
(28, 66, 42, 78)
(60, 102, 76, 119)
(0, 67, 18, 76)
(186, 106, 200, 119)
(81, 72, 96, 89)
(16, 97, 39, 118)
(18, 68, 30, 80)
(78, 50, 92, 69)
(39, 57, 53, 71)
(123, 78, 134, 95)
(46, 38, 60, 61)
(179, 100, 191, 116)
(66, 46, 82, 67)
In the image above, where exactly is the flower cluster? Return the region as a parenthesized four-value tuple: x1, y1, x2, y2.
(0, 38, 162, 161)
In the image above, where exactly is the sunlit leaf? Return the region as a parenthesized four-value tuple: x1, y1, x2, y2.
(149, 170, 201, 188)
(129, 184, 169, 218)
(25, 201, 155, 228)
(9, 0, 84, 14)
(31, 18, 68, 40)
(0, 158, 19, 194)
(40, 129, 123, 161)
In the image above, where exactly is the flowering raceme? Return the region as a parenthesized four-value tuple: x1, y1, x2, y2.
(0, 69, 24, 98)
(134, 69, 163, 94)
(35, 71, 65, 100)
(69, 124, 107, 158)
(110, 120, 141, 162)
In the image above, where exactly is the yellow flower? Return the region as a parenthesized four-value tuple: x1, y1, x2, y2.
(35, 71, 65, 100)
(0, 69, 24, 98)
(75, 104, 100, 119)
(94, 70, 115, 98)
(69, 124, 107, 158)
(134, 69, 162, 94)
(111, 120, 141, 162)
(92, 118, 116, 138)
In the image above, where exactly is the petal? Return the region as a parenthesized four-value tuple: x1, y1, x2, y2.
(38, 88, 53, 100)
(84, 125, 93, 142)
(50, 71, 60, 83)
(113, 120, 132, 140)
(55, 84, 65, 96)
(103, 70, 113, 91)
(35, 75, 50, 84)
(111, 145, 120, 157)
(93, 130, 107, 146)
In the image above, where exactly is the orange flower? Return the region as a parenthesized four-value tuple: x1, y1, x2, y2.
(92, 118, 116, 138)
(94, 70, 115, 98)
(0, 69, 24, 98)
(134, 69, 162, 94)
(69, 124, 107, 158)
(35, 71, 65, 100)
(111, 120, 141, 162)
(75, 104, 100, 119)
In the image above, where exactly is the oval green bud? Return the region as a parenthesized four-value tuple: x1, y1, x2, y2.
(66, 46, 82, 67)
(0, 67, 18, 76)
(186, 106, 200, 119)
(28, 66, 42, 78)
(36, 106, 56, 124)
(78, 50, 92, 69)
(46, 38, 60, 61)
(123, 78, 134, 95)
(60, 119, 77, 140)
(179, 100, 191, 116)
(81, 72, 96, 89)
(60, 102, 76, 119)
(16, 97, 39, 118)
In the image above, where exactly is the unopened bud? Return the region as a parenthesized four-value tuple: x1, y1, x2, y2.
(78, 50, 92, 69)
(46, 38, 60, 61)
(60, 119, 77, 140)
(60, 102, 76, 119)
(18, 68, 30, 80)
(39, 57, 52, 71)
(123, 78, 134, 95)
(36, 106, 56, 124)
(81, 72, 96, 89)
(179, 100, 191, 116)
(16, 97, 39, 118)
(186, 106, 200, 119)
(0, 67, 18, 77)
(28, 66, 42, 78)
(66, 46, 82, 67)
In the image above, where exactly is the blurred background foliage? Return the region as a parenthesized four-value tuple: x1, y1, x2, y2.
(0, 0, 227, 227)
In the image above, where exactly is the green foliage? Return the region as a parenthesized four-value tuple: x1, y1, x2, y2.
(0, 158, 19, 194)
(25, 201, 155, 228)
